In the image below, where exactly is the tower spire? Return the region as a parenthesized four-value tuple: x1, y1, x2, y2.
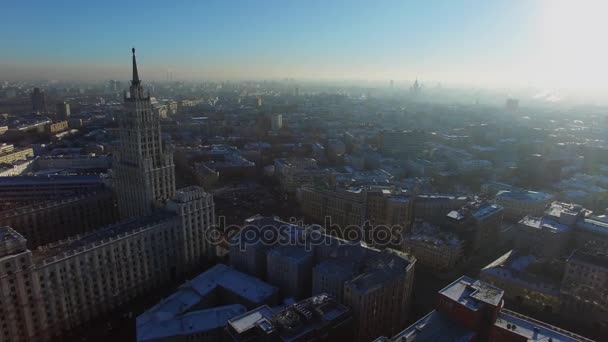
(129, 48, 144, 99)
(132, 47, 140, 85)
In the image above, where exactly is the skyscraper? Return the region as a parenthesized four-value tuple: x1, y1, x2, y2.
(31, 87, 47, 113)
(114, 48, 176, 219)
(55, 102, 70, 121)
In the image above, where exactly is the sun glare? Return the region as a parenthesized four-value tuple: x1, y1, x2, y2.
(536, 0, 608, 91)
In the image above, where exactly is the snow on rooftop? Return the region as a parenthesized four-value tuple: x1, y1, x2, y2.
(137, 304, 246, 342)
(137, 264, 276, 341)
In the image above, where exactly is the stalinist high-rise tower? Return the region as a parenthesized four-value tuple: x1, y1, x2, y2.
(114, 48, 176, 218)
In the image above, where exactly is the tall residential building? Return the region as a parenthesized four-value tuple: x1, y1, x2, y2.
(0, 50, 217, 342)
(266, 246, 314, 299)
(55, 102, 70, 121)
(271, 114, 283, 132)
(114, 48, 176, 219)
(31, 87, 47, 113)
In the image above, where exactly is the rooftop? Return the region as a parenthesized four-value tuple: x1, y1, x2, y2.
(576, 217, 608, 235)
(137, 264, 277, 341)
(137, 304, 246, 342)
(481, 250, 563, 290)
(545, 202, 589, 220)
(227, 294, 350, 341)
(406, 220, 463, 247)
(345, 249, 414, 293)
(494, 309, 594, 342)
(439, 276, 504, 310)
(496, 190, 553, 202)
(519, 216, 571, 233)
(378, 310, 475, 342)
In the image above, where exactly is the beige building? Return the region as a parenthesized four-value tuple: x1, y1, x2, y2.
(343, 249, 415, 342)
(0, 146, 33, 164)
(298, 185, 366, 230)
(298, 185, 414, 236)
(274, 158, 329, 193)
(402, 220, 464, 272)
(47, 121, 68, 134)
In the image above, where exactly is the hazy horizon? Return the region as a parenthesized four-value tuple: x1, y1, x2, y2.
(2, 0, 607, 101)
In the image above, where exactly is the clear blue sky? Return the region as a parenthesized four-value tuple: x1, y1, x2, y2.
(2, 0, 605, 94)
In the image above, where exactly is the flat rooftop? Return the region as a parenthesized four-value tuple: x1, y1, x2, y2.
(137, 304, 246, 342)
(138, 264, 277, 341)
(382, 310, 475, 342)
(345, 249, 413, 293)
(519, 216, 570, 233)
(495, 309, 594, 342)
(439, 276, 504, 311)
(545, 202, 588, 219)
(496, 190, 553, 202)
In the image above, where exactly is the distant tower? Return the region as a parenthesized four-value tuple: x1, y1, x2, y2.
(411, 79, 421, 95)
(113, 48, 176, 219)
(294, 86, 300, 97)
(55, 102, 71, 121)
(108, 80, 118, 92)
(390, 80, 394, 89)
(505, 98, 519, 111)
(271, 114, 283, 132)
(31, 88, 47, 113)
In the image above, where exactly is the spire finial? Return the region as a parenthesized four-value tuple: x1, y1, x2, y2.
(132, 47, 140, 84)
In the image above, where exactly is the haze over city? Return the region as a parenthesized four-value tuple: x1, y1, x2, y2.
(2, 0, 607, 102)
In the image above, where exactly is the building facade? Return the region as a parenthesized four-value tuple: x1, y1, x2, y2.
(0, 190, 118, 248)
(0, 146, 33, 165)
(402, 220, 464, 272)
(495, 190, 553, 222)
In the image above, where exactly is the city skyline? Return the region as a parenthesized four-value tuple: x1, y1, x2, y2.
(2, 0, 607, 100)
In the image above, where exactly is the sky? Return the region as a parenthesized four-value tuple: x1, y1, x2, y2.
(1, 0, 607, 97)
